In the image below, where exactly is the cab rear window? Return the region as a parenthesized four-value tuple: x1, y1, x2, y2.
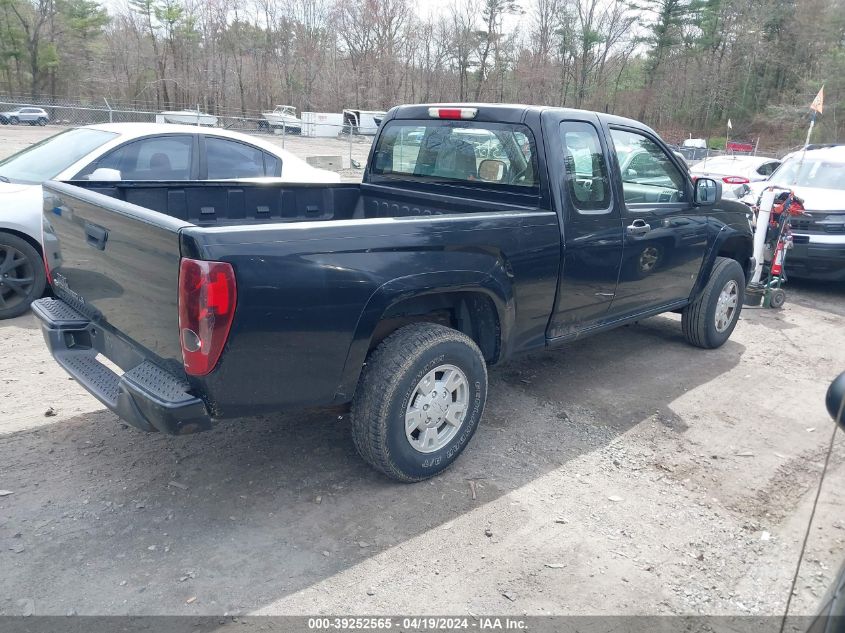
(370, 121, 539, 193)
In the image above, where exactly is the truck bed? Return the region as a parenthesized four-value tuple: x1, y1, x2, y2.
(75, 180, 363, 225)
(69, 180, 534, 226)
(41, 179, 560, 421)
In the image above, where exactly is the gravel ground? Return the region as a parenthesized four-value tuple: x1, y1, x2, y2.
(0, 125, 843, 618)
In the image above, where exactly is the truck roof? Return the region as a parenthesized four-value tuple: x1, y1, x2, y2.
(389, 103, 655, 134)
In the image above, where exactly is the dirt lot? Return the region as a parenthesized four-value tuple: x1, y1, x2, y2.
(0, 125, 843, 618)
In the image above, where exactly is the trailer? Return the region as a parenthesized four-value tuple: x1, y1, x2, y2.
(301, 112, 344, 137)
(342, 109, 386, 136)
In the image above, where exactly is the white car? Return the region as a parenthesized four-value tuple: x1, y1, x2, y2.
(690, 155, 781, 198)
(0, 123, 340, 318)
(0, 106, 49, 126)
(740, 145, 845, 281)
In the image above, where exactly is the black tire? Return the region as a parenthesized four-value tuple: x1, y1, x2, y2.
(682, 256, 745, 349)
(37, 117, 47, 126)
(0, 233, 47, 320)
(351, 323, 488, 482)
(9, 116, 18, 125)
(768, 288, 786, 309)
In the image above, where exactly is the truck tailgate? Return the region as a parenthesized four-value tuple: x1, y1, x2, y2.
(42, 181, 192, 372)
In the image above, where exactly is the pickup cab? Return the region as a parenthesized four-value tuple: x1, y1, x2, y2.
(33, 104, 754, 481)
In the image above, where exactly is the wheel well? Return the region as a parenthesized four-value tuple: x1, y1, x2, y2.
(0, 228, 42, 256)
(371, 292, 501, 363)
(717, 236, 751, 269)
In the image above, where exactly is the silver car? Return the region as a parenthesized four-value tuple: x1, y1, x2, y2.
(690, 155, 781, 198)
(740, 145, 845, 281)
(0, 106, 49, 126)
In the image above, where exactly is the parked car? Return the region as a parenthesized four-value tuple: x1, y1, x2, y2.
(32, 103, 754, 481)
(690, 155, 781, 199)
(740, 145, 845, 281)
(0, 106, 49, 126)
(0, 123, 340, 319)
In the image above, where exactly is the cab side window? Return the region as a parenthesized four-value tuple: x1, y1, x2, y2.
(610, 129, 687, 204)
(559, 121, 610, 212)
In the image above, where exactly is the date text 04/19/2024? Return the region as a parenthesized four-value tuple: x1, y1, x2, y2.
(306, 617, 527, 630)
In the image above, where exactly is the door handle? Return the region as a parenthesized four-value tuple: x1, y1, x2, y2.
(626, 219, 651, 236)
(84, 222, 108, 250)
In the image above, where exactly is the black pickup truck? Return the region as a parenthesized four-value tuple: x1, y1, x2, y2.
(33, 104, 754, 481)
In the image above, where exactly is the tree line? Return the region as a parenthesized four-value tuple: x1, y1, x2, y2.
(1, 0, 842, 147)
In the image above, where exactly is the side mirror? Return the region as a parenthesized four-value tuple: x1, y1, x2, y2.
(694, 177, 721, 205)
(89, 168, 122, 181)
(826, 371, 845, 429)
(478, 159, 507, 183)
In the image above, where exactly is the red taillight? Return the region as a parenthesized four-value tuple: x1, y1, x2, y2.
(722, 176, 749, 185)
(427, 107, 477, 120)
(178, 258, 237, 376)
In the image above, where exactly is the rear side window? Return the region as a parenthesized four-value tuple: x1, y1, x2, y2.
(370, 121, 539, 193)
(263, 152, 282, 177)
(757, 161, 780, 176)
(206, 137, 266, 179)
(560, 121, 610, 211)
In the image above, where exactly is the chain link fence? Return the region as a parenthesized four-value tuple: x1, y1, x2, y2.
(0, 94, 383, 135)
(0, 94, 280, 131)
(0, 94, 382, 170)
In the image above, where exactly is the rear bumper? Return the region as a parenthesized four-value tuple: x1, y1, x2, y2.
(31, 298, 212, 435)
(788, 235, 845, 281)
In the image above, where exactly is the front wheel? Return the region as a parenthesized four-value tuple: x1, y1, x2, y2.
(0, 233, 47, 319)
(8, 116, 18, 125)
(682, 256, 745, 349)
(351, 323, 488, 482)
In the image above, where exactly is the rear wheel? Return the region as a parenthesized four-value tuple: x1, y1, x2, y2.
(682, 256, 745, 349)
(351, 323, 488, 482)
(0, 233, 47, 320)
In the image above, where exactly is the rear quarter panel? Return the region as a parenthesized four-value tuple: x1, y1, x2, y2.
(182, 211, 560, 417)
(0, 185, 43, 241)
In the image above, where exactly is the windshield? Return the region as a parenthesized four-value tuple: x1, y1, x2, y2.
(769, 156, 845, 190)
(0, 128, 117, 184)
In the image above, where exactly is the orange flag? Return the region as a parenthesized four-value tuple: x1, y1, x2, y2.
(810, 86, 824, 114)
